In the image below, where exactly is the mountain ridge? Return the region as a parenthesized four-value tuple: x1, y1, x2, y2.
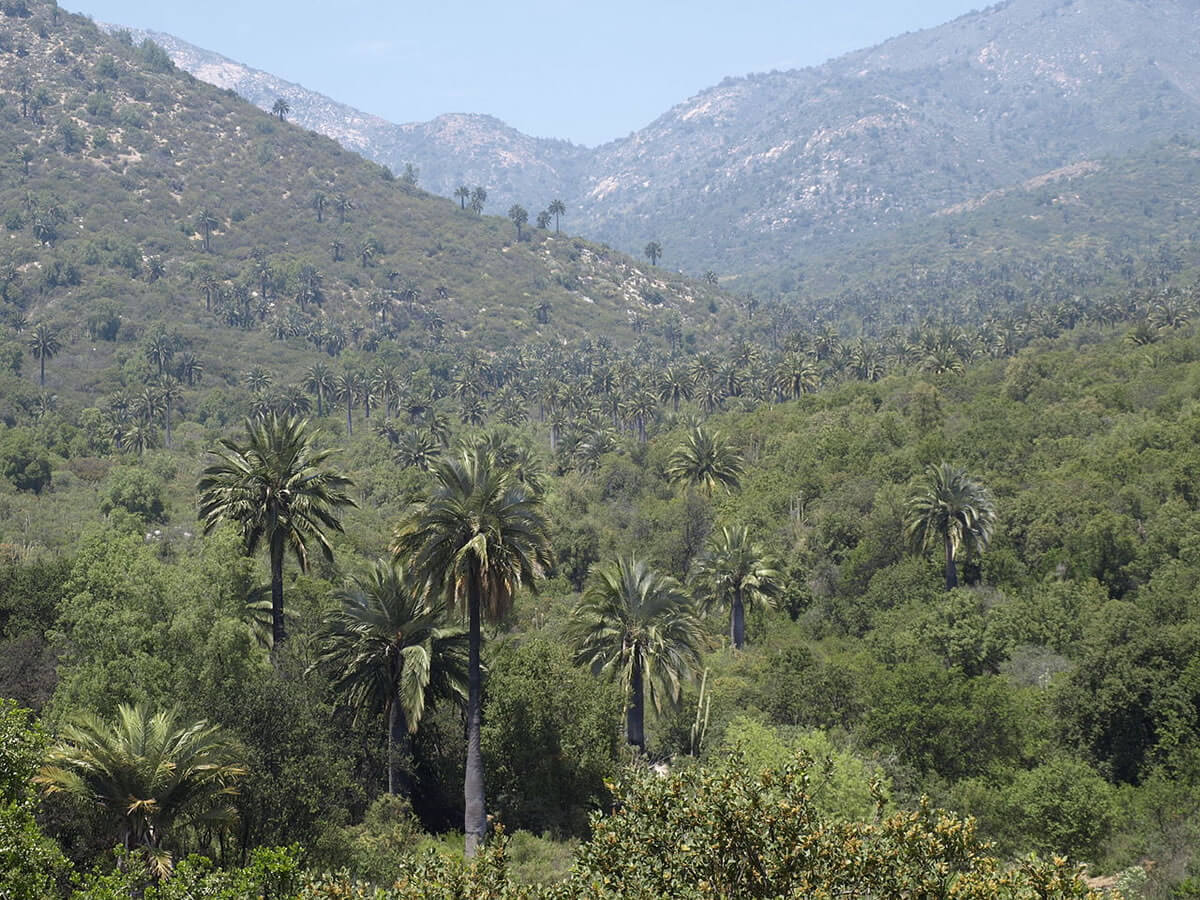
(94, 0, 1200, 285)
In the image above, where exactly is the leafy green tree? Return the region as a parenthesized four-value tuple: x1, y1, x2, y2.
(906, 462, 997, 590)
(317, 561, 467, 796)
(570, 555, 704, 752)
(392, 445, 551, 857)
(666, 426, 743, 497)
(507, 204, 528, 240)
(535, 209, 552, 230)
(692, 525, 781, 650)
(197, 414, 356, 648)
(644, 241, 663, 266)
(548, 198, 566, 233)
(27, 322, 59, 387)
(36, 703, 246, 878)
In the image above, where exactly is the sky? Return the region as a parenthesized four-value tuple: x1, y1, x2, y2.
(68, 1, 985, 147)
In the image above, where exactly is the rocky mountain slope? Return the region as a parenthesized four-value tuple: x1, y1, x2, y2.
(103, 0, 1200, 286)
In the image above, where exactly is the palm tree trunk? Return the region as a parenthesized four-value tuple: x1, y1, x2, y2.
(270, 542, 286, 649)
(39, 356, 45, 387)
(315, 388, 323, 417)
(387, 702, 411, 796)
(626, 653, 645, 752)
(345, 397, 353, 436)
(731, 588, 745, 650)
(944, 534, 958, 591)
(464, 570, 487, 858)
(164, 400, 172, 449)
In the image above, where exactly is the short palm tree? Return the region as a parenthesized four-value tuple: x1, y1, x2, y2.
(391, 446, 551, 857)
(693, 526, 781, 650)
(35, 703, 245, 878)
(198, 414, 356, 647)
(570, 556, 704, 752)
(316, 561, 468, 796)
(906, 462, 997, 591)
(666, 426, 743, 496)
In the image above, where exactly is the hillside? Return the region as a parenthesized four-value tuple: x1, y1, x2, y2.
(0, 1, 722, 416)
(107, 0, 1200, 285)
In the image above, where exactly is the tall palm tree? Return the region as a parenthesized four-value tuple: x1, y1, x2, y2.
(692, 526, 780, 650)
(666, 426, 743, 497)
(311, 192, 326, 224)
(198, 414, 356, 647)
(391, 446, 551, 857)
(334, 370, 363, 435)
(547, 198, 566, 234)
(906, 462, 997, 591)
(644, 241, 663, 267)
(271, 97, 290, 121)
(316, 561, 468, 796)
(658, 364, 693, 413)
(35, 703, 245, 878)
(27, 322, 60, 387)
(158, 375, 182, 449)
(569, 556, 704, 752)
(454, 185, 471, 210)
(304, 362, 334, 417)
(194, 207, 218, 252)
(508, 205, 528, 240)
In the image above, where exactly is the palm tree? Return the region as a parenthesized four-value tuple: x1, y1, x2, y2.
(158, 375, 182, 449)
(536, 209, 552, 230)
(644, 241, 663, 267)
(27, 322, 60, 387)
(334, 370, 363, 435)
(569, 556, 703, 752)
(304, 362, 334, 417)
(271, 97, 290, 121)
(316, 561, 468, 796)
(547, 198, 566, 234)
(658, 364, 694, 413)
(334, 195, 354, 225)
(666, 426, 743, 497)
(35, 704, 245, 878)
(692, 526, 780, 650)
(198, 414, 356, 647)
(391, 446, 551, 857)
(772, 352, 819, 400)
(144, 331, 175, 376)
(311, 192, 327, 224)
(194, 207, 218, 252)
(508, 205, 528, 240)
(469, 186, 487, 215)
(454, 185, 471, 210)
(906, 462, 997, 591)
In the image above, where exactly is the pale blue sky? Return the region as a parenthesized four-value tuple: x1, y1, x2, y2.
(70, 1, 984, 146)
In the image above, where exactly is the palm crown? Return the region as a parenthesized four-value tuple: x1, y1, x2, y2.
(693, 525, 781, 650)
(906, 462, 997, 590)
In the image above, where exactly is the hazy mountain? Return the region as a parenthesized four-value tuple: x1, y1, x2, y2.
(100, 0, 1200, 284)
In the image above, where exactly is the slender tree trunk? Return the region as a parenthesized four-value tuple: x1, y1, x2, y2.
(626, 653, 645, 752)
(387, 702, 411, 796)
(464, 572, 486, 857)
(346, 397, 353, 436)
(39, 356, 45, 387)
(315, 388, 323, 417)
(731, 588, 745, 650)
(270, 542, 285, 650)
(944, 534, 958, 591)
(164, 400, 172, 449)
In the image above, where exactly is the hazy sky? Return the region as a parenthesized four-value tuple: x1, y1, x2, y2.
(69, 1, 983, 147)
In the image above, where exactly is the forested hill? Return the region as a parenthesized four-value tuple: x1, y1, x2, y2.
(108, 0, 1200, 285)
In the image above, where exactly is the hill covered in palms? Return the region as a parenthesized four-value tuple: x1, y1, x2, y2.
(0, 0, 725, 419)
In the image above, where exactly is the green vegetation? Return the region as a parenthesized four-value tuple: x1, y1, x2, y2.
(2, 0, 1200, 895)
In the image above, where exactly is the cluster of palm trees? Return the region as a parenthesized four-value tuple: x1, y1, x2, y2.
(453, 185, 488, 215)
